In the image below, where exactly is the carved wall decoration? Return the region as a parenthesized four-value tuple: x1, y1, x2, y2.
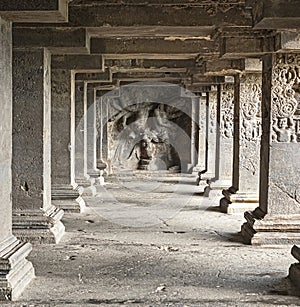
(209, 91, 217, 133)
(199, 98, 206, 132)
(203, 0, 241, 16)
(220, 83, 234, 139)
(272, 54, 300, 143)
(240, 74, 262, 142)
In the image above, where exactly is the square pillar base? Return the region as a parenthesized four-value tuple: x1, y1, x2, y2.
(75, 178, 97, 197)
(0, 236, 35, 301)
(204, 179, 231, 199)
(220, 190, 259, 214)
(241, 210, 300, 246)
(51, 184, 86, 213)
(289, 245, 300, 292)
(13, 205, 65, 244)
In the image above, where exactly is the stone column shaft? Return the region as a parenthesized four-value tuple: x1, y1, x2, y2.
(205, 88, 218, 180)
(0, 17, 34, 299)
(12, 48, 64, 243)
(220, 73, 262, 214)
(205, 83, 234, 199)
(241, 53, 300, 245)
(191, 95, 200, 172)
(86, 86, 100, 180)
(51, 68, 85, 212)
(74, 81, 96, 196)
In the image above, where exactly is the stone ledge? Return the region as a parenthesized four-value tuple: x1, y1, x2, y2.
(13, 206, 65, 244)
(0, 236, 35, 301)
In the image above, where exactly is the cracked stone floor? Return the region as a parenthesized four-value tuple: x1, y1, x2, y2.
(4, 172, 300, 306)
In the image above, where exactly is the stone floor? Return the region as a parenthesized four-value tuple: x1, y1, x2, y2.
(4, 172, 300, 306)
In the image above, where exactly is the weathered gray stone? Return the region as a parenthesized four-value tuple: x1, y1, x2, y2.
(205, 59, 246, 76)
(52, 55, 103, 71)
(203, 87, 218, 181)
(220, 32, 274, 59)
(75, 81, 97, 197)
(75, 70, 111, 82)
(251, 0, 300, 29)
(0, 18, 35, 301)
(13, 27, 89, 54)
(191, 94, 201, 174)
(220, 73, 262, 214)
(0, 0, 68, 22)
(241, 53, 300, 245)
(205, 83, 234, 199)
(51, 68, 86, 212)
(275, 31, 300, 52)
(28, 2, 251, 27)
(90, 37, 218, 55)
(0, 17, 13, 244)
(86, 86, 100, 179)
(0, 236, 35, 300)
(289, 245, 300, 292)
(12, 48, 65, 243)
(105, 58, 197, 70)
(193, 94, 207, 189)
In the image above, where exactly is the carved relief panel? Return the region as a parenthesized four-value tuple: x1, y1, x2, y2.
(240, 74, 262, 142)
(220, 83, 234, 139)
(209, 91, 217, 134)
(272, 54, 300, 143)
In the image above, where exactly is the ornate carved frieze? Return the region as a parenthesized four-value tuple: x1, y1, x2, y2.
(209, 91, 217, 133)
(240, 74, 262, 142)
(239, 74, 262, 177)
(272, 54, 300, 143)
(220, 83, 234, 139)
(203, 0, 242, 16)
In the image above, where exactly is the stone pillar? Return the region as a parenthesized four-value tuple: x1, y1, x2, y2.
(220, 73, 262, 214)
(74, 81, 96, 196)
(51, 68, 85, 212)
(205, 82, 234, 199)
(0, 17, 35, 300)
(195, 94, 208, 190)
(205, 87, 218, 180)
(241, 53, 300, 245)
(96, 94, 107, 185)
(12, 48, 65, 243)
(289, 245, 300, 290)
(191, 94, 200, 173)
(86, 86, 100, 181)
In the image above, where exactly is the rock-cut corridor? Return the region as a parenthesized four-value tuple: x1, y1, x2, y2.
(4, 173, 300, 306)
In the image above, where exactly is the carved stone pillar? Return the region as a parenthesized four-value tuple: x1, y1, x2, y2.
(51, 69, 86, 212)
(289, 245, 300, 290)
(96, 94, 108, 185)
(12, 48, 65, 243)
(205, 83, 234, 199)
(0, 18, 35, 299)
(195, 93, 209, 191)
(241, 53, 300, 245)
(86, 86, 100, 181)
(198, 88, 218, 187)
(74, 81, 96, 196)
(191, 94, 201, 173)
(220, 73, 262, 214)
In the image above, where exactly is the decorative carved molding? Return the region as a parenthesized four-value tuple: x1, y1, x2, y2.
(204, 0, 242, 16)
(240, 74, 262, 142)
(220, 83, 234, 139)
(272, 53, 300, 143)
(209, 91, 217, 133)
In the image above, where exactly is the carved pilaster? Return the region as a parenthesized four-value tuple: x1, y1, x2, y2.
(220, 73, 262, 214)
(205, 83, 234, 199)
(241, 53, 300, 245)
